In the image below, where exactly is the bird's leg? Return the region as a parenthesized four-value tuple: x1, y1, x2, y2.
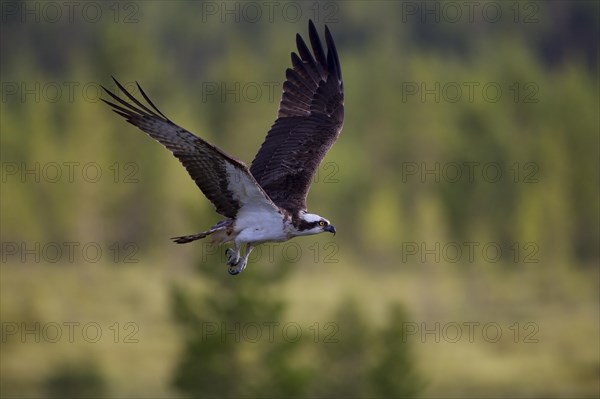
(228, 244, 255, 275)
(225, 243, 240, 266)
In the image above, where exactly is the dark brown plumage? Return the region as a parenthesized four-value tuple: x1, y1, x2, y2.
(250, 20, 344, 214)
(101, 79, 259, 219)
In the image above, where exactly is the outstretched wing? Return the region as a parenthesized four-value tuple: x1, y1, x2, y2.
(250, 20, 344, 213)
(101, 78, 279, 219)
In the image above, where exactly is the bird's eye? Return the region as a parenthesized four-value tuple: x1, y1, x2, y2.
(319, 221, 326, 226)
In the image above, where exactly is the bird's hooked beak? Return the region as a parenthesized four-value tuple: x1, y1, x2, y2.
(325, 225, 336, 235)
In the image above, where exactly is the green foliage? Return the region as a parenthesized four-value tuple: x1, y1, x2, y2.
(309, 299, 373, 397)
(304, 299, 423, 398)
(369, 305, 424, 398)
(43, 361, 107, 399)
(172, 274, 423, 398)
(171, 258, 310, 398)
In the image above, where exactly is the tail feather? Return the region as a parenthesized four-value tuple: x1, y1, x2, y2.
(171, 220, 233, 244)
(171, 231, 212, 244)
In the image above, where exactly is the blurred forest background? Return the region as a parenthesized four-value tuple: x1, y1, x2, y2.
(1, 1, 598, 398)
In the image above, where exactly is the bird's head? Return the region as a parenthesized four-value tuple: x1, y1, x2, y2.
(296, 212, 336, 236)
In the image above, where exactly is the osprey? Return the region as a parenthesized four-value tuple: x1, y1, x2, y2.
(101, 20, 344, 275)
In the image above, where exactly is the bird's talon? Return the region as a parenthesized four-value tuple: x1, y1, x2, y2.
(226, 248, 240, 266)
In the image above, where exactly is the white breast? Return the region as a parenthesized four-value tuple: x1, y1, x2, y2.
(223, 163, 290, 244)
(234, 207, 289, 244)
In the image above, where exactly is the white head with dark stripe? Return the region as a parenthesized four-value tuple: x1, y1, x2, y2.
(295, 211, 336, 236)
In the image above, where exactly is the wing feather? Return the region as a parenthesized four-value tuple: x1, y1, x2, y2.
(250, 20, 344, 212)
(102, 78, 278, 219)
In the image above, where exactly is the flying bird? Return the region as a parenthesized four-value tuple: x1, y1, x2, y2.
(101, 20, 344, 275)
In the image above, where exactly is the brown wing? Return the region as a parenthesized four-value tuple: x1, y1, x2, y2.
(249, 20, 344, 213)
(102, 78, 277, 219)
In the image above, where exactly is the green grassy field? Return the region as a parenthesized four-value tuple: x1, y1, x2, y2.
(2, 252, 597, 397)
